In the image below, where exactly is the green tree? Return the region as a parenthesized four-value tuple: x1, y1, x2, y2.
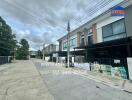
(16, 39, 29, 60)
(0, 16, 17, 56)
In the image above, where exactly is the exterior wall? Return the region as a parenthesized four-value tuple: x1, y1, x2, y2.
(96, 16, 124, 43)
(125, 5, 132, 37)
(45, 44, 58, 54)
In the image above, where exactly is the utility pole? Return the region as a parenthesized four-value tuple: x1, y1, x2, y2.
(43, 43, 45, 60)
(67, 21, 70, 67)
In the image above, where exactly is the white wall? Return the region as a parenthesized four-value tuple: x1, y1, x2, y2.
(96, 16, 124, 43)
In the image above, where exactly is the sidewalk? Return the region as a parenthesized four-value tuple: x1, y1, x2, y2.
(0, 60, 54, 100)
(73, 67, 132, 93)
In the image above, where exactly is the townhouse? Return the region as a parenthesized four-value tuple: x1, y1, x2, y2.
(29, 51, 38, 58)
(44, 44, 59, 62)
(57, 0, 132, 79)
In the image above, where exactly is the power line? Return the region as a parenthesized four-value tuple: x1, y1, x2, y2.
(1, 0, 124, 33)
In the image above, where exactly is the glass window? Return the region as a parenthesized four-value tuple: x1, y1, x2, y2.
(102, 24, 113, 37)
(63, 41, 67, 50)
(70, 40, 72, 46)
(112, 19, 125, 35)
(69, 38, 76, 47)
(73, 38, 76, 46)
(102, 19, 126, 41)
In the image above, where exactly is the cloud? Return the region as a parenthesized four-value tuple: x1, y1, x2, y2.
(0, 0, 124, 50)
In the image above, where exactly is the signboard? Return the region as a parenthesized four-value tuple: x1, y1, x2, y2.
(111, 6, 124, 16)
(127, 58, 132, 80)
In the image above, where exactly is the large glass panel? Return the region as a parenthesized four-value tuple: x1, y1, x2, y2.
(102, 24, 113, 37)
(112, 19, 125, 35)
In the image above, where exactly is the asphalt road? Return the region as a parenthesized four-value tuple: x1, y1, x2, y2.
(34, 60, 132, 100)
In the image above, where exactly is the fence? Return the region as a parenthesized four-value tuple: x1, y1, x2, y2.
(0, 56, 12, 65)
(87, 58, 127, 67)
(74, 58, 129, 79)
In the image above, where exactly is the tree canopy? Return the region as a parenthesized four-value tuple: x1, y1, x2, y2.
(0, 16, 17, 56)
(16, 39, 29, 60)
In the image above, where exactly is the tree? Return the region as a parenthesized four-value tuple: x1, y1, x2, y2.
(16, 39, 29, 60)
(0, 16, 17, 56)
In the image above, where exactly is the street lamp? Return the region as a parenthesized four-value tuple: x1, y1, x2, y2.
(43, 43, 45, 60)
(67, 21, 70, 68)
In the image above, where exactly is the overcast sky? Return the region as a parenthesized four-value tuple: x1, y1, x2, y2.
(0, 0, 123, 50)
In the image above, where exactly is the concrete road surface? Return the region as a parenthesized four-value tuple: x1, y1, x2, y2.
(33, 59, 132, 100)
(0, 60, 54, 100)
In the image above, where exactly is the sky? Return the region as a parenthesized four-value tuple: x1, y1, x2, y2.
(0, 0, 124, 51)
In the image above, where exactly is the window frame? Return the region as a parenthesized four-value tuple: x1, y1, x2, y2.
(102, 18, 126, 39)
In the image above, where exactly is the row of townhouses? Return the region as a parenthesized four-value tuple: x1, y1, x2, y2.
(57, 0, 132, 62)
(44, 44, 59, 62)
(44, 0, 132, 80)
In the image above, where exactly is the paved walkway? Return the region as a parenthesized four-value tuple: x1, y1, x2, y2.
(0, 60, 54, 100)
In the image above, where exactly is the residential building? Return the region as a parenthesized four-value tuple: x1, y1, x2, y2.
(44, 44, 59, 62)
(29, 51, 38, 58)
(57, 0, 132, 72)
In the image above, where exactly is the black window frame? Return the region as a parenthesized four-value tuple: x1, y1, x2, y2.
(102, 18, 126, 39)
